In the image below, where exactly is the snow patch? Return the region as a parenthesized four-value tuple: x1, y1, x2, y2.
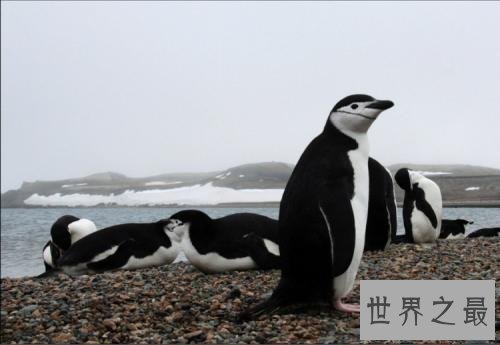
(413, 171, 452, 176)
(24, 183, 284, 207)
(465, 186, 480, 191)
(239, 175, 245, 178)
(61, 183, 88, 188)
(144, 181, 181, 186)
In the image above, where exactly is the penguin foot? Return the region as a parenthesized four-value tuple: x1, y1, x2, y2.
(334, 298, 360, 314)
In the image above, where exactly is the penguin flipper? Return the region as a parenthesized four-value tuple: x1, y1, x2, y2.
(317, 181, 356, 277)
(87, 240, 135, 272)
(414, 187, 438, 228)
(240, 233, 281, 270)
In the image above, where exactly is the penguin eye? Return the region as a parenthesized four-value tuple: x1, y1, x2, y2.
(351, 104, 358, 110)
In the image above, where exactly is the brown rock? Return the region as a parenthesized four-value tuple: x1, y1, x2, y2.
(103, 318, 116, 330)
(52, 332, 73, 343)
(185, 330, 203, 339)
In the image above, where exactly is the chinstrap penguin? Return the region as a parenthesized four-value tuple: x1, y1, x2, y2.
(43, 215, 97, 272)
(55, 219, 180, 275)
(165, 210, 280, 273)
(440, 219, 473, 239)
(467, 227, 499, 238)
(240, 94, 394, 319)
(395, 168, 442, 243)
(364, 158, 397, 251)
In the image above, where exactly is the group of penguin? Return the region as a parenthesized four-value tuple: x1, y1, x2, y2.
(41, 211, 282, 276)
(41, 94, 499, 319)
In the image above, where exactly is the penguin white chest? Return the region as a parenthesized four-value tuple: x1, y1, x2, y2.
(68, 219, 97, 244)
(411, 207, 438, 243)
(181, 231, 256, 273)
(333, 136, 369, 298)
(43, 245, 54, 267)
(123, 245, 179, 270)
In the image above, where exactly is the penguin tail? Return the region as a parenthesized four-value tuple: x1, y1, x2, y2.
(237, 293, 287, 322)
(36, 269, 61, 279)
(238, 280, 332, 321)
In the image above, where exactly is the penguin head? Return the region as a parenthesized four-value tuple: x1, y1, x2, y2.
(394, 168, 412, 191)
(457, 219, 473, 226)
(43, 241, 56, 269)
(50, 215, 80, 252)
(329, 94, 394, 133)
(164, 210, 211, 241)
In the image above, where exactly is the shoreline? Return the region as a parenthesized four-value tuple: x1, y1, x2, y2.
(2, 238, 498, 344)
(2, 201, 500, 209)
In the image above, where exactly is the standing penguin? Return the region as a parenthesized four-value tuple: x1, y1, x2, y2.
(241, 94, 394, 319)
(364, 158, 397, 251)
(165, 210, 280, 273)
(394, 168, 442, 243)
(43, 215, 97, 271)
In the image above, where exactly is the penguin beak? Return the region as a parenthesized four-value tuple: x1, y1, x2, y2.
(366, 100, 394, 110)
(165, 219, 183, 232)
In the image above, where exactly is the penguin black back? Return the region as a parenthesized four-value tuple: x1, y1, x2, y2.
(169, 210, 279, 259)
(57, 221, 172, 267)
(364, 158, 397, 251)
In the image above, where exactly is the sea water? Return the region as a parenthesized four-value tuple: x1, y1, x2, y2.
(1, 207, 498, 278)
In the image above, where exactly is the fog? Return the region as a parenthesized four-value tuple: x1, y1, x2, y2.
(2, 2, 500, 191)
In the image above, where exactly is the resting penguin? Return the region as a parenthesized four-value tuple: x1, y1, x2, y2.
(43, 215, 97, 271)
(440, 219, 474, 239)
(56, 219, 180, 275)
(394, 168, 442, 243)
(240, 94, 394, 319)
(467, 227, 499, 238)
(165, 210, 280, 273)
(364, 158, 398, 251)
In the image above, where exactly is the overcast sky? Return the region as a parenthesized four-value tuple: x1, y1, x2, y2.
(2, 2, 500, 192)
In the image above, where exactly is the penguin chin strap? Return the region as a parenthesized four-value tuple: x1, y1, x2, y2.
(334, 298, 360, 314)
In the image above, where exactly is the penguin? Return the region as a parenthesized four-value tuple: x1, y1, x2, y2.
(240, 94, 394, 319)
(394, 168, 442, 243)
(55, 219, 180, 275)
(363, 158, 398, 251)
(43, 215, 97, 271)
(165, 210, 280, 273)
(440, 219, 474, 239)
(467, 227, 499, 238)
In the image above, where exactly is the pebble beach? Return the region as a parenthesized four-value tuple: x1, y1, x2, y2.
(1, 238, 498, 344)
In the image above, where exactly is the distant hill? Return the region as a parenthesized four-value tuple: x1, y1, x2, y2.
(1, 162, 292, 207)
(1, 162, 499, 207)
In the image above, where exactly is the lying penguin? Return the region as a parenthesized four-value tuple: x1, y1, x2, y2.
(467, 227, 499, 238)
(55, 219, 180, 275)
(440, 218, 474, 239)
(394, 168, 442, 243)
(43, 215, 97, 272)
(165, 210, 280, 273)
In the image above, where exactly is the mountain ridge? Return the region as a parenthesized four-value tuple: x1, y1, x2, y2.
(2, 162, 499, 207)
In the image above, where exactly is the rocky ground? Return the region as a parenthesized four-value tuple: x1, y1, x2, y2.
(1, 238, 498, 344)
